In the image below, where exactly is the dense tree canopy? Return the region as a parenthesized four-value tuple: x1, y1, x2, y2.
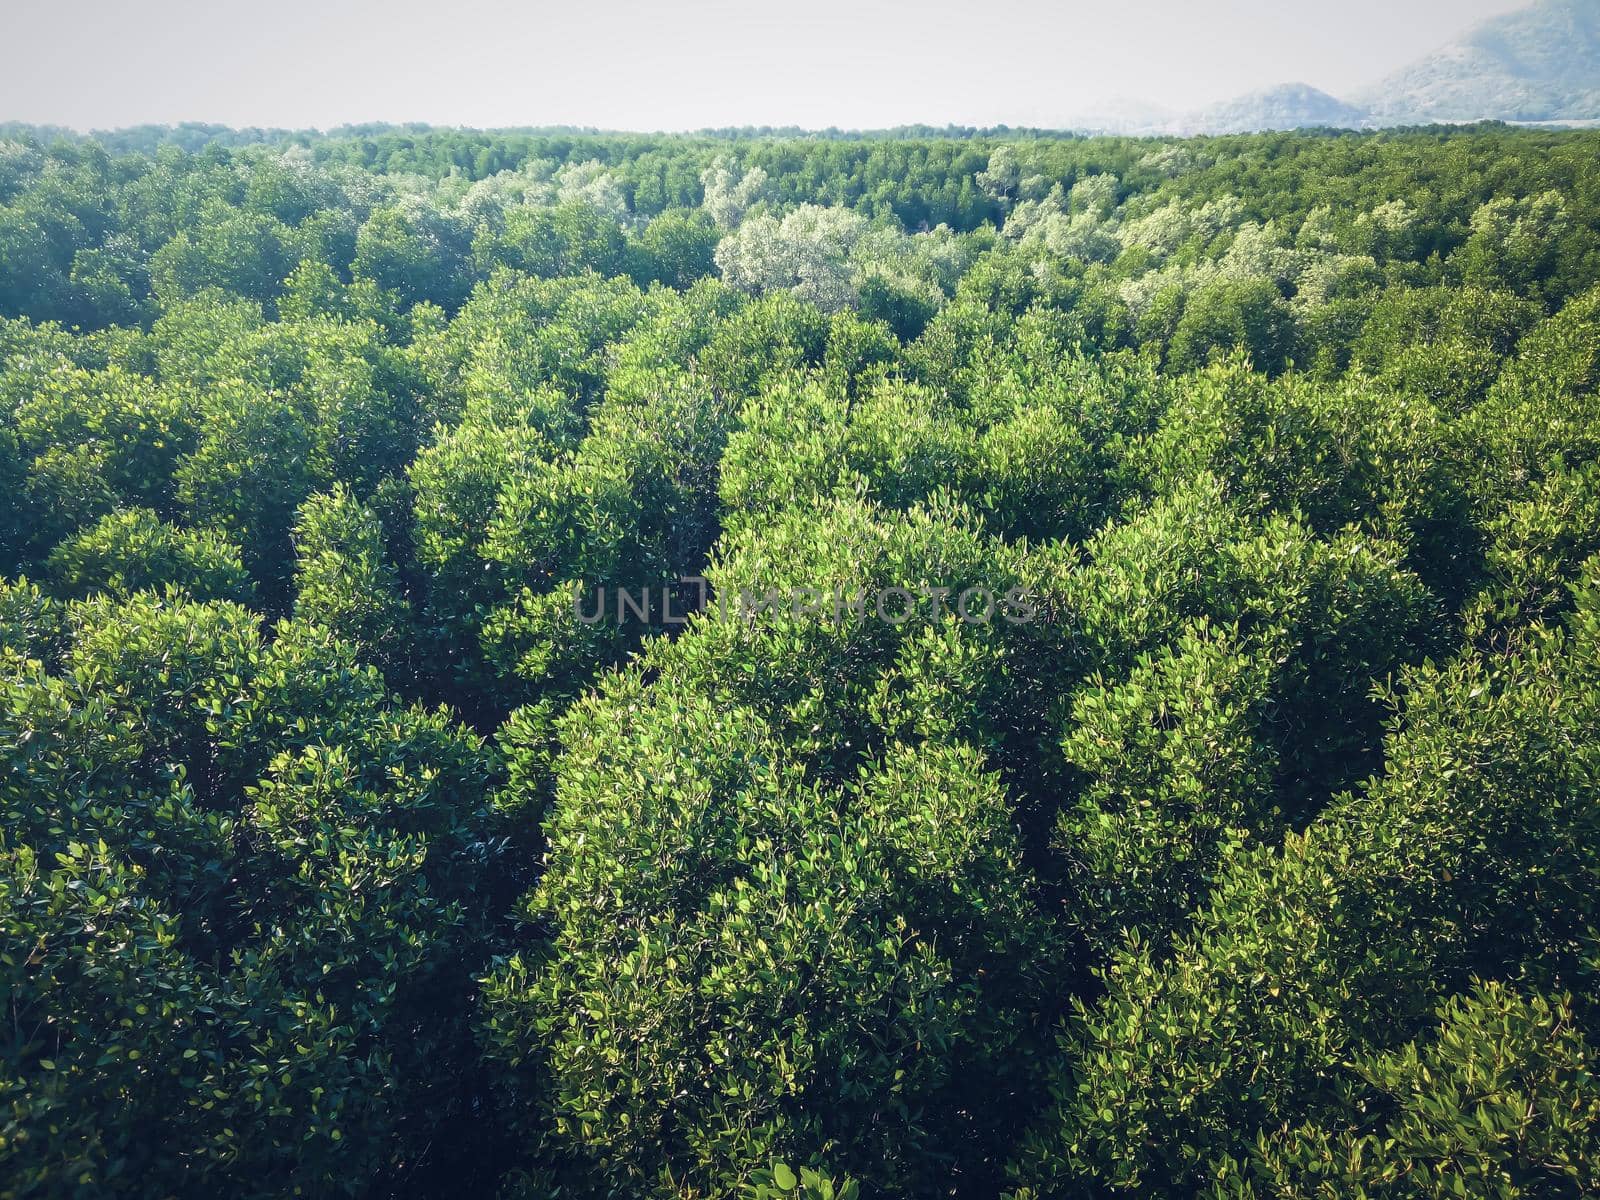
(2, 121, 1599, 1198)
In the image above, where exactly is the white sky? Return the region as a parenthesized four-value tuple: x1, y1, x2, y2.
(0, 0, 1534, 131)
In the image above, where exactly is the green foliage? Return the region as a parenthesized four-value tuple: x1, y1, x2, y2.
(629, 206, 720, 289)
(478, 201, 629, 282)
(745, 1163, 862, 1200)
(352, 201, 474, 310)
(1014, 582, 1600, 1197)
(8, 363, 198, 521)
(0, 576, 66, 666)
(149, 203, 295, 306)
(0, 593, 500, 1196)
(293, 484, 412, 680)
(1166, 276, 1297, 375)
(2, 125, 1600, 1200)
(1215, 983, 1600, 1198)
(1056, 620, 1280, 956)
(174, 380, 330, 609)
(486, 711, 1055, 1198)
(48, 508, 253, 603)
(1351, 285, 1539, 411)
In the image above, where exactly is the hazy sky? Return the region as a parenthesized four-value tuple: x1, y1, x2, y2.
(2, 0, 1534, 131)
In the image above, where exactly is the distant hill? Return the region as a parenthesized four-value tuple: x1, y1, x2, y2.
(1179, 83, 1369, 135)
(1357, 0, 1600, 123)
(1063, 98, 1177, 136)
(1075, 0, 1600, 136)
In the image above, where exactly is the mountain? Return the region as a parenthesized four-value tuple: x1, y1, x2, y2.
(1356, 0, 1600, 123)
(1102, 0, 1600, 136)
(1179, 83, 1369, 134)
(1064, 97, 1175, 136)
(1060, 85, 1364, 138)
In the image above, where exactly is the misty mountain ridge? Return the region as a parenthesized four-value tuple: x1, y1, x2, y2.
(1071, 0, 1600, 135)
(1184, 83, 1368, 135)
